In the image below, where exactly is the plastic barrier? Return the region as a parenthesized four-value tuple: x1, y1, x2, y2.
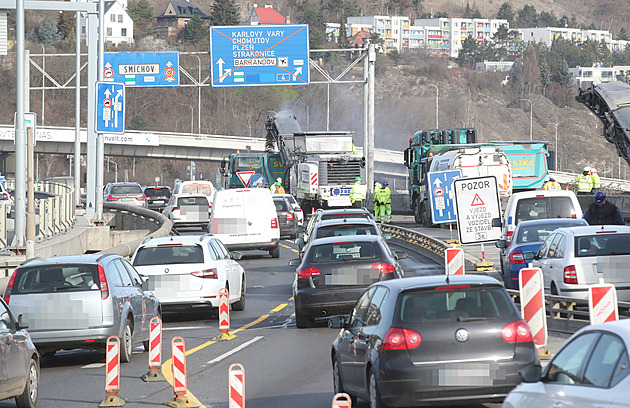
(164, 337, 199, 408)
(445, 247, 464, 275)
(589, 282, 618, 325)
(141, 316, 166, 382)
(219, 288, 230, 334)
(229, 363, 245, 408)
(99, 336, 126, 407)
(519, 268, 549, 359)
(332, 393, 352, 408)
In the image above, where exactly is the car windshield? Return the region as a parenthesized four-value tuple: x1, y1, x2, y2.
(133, 245, 204, 266)
(517, 221, 583, 243)
(515, 197, 575, 225)
(177, 196, 208, 206)
(308, 241, 380, 264)
(11, 264, 99, 294)
(321, 213, 370, 221)
(574, 233, 630, 257)
(395, 286, 519, 324)
(111, 185, 143, 195)
(144, 188, 170, 198)
(315, 224, 377, 239)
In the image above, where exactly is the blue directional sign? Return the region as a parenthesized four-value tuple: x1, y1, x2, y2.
(96, 81, 125, 134)
(209, 24, 309, 87)
(427, 169, 462, 224)
(103, 52, 179, 87)
(250, 174, 265, 188)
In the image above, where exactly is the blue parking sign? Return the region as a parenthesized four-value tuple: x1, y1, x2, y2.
(427, 169, 462, 224)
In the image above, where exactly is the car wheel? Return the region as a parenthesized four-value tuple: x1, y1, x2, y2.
(369, 369, 386, 408)
(333, 359, 357, 405)
(232, 277, 246, 311)
(120, 318, 133, 363)
(295, 309, 312, 328)
(15, 358, 38, 408)
(413, 198, 421, 224)
(270, 245, 280, 258)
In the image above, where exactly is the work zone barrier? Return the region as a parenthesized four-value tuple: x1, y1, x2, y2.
(99, 336, 125, 407)
(519, 268, 549, 358)
(141, 316, 166, 382)
(219, 288, 230, 334)
(164, 337, 199, 408)
(589, 282, 619, 325)
(380, 224, 448, 257)
(229, 363, 245, 408)
(445, 247, 464, 275)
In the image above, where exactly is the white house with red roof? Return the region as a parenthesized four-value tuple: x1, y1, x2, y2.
(247, 5, 290, 25)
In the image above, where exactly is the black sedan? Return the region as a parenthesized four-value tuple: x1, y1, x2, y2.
(273, 196, 298, 239)
(290, 235, 405, 328)
(329, 275, 539, 408)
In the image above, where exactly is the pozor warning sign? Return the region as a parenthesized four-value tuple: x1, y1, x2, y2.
(453, 176, 502, 244)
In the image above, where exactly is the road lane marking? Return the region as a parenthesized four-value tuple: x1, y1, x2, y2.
(163, 326, 209, 331)
(270, 303, 288, 312)
(81, 363, 105, 369)
(280, 243, 299, 253)
(206, 336, 263, 364)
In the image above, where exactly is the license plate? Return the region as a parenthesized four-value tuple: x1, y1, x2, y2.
(153, 200, 164, 204)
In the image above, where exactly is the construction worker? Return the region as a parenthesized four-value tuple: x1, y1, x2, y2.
(270, 177, 285, 194)
(373, 181, 382, 222)
(590, 168, 601, 194)
(543, 177, 561, 190)
(576, 167, 593, 195)
(583, 191, 624, 225)
(350, 177, 363, 208)
(380, 181, 392, 223)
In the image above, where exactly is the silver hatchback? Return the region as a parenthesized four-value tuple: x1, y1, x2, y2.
(103, 182, 148, 208)
(2, 253, 160, 362)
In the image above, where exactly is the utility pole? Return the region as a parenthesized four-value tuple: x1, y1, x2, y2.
(367, 43, 375, 194)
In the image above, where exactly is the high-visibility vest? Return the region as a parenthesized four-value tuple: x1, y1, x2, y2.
(576, 174, 593, 193)
(376, 187, 391, 204)
(350, 181, 362, 202)
(591, 174, 601, 189)
(543, 181, 561, 190)
(373, 184, 381, 204)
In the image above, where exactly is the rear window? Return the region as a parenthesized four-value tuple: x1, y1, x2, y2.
(180, 183, 213, 195)
(274, 199, 288, 212)
(177, 196, 209, 206)
(315, 224, 377, 239)
(516, 220, 586, 243)
(11, 264, 99, 294)
(515, 197, 576, 225)
(308, 241, 381, 264)
(395, 286, 519, 324)
(285, 195, 298, 205)
(321, 213, 371, 221)
(144, 188, 171, 198)
(111, 185, 143, 195)
(575, 233, 630, 257)
(133, 245, 204, 266)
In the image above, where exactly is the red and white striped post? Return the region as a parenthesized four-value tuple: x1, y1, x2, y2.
(100, 336, 126, 406)
(589, 282, 618, 325)
(332, 393, 352, 408)
(172, 337, 187, 397)
(519, 268, 548, 357)
(219, 288, 230, 334)
(141, 316, 165, 382)
(229, 363, 245, 408)
(445, 247, 464, 276)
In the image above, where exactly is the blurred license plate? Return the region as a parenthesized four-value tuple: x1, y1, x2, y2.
(153, 200, 164, 204)
(438, 364, 492, 386)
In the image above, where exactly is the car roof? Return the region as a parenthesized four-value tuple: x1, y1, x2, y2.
(578, 319, 630, 339)
(373, 274, 503, 293)
(515, 218, 588, 228)
(309, 235, 382, 245)
(144, 186, 170, 190)
(510, 190, 578, 198)
(18, 253, 121, 267)
(109, 182, 141, 186)
(172, 192, 208, 198)
(554, 225, 630, 236)
(138, 235, 211, 248)
(315, 218, 377, 227)
(317, 208, 370, 216)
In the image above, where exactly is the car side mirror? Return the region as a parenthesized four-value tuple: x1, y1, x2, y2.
(231, 251, 243, 260)
(17, 314, 28, 330)
(491, 218, 502, 228)
(295, 237, 305, 246)
(395, 251, 407, 260)
(288, 258, 301, 266)
(141, 279, 150, 292)
(327, 315, 348, 329)
(382, 233, 391, 240)
(495, 240, 507, 249)
(519, 364, 542, 383)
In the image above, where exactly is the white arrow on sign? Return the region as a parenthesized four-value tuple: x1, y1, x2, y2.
(216, 58, 226, 83)
(292, 67, 302, 81)
(113, 89, 123, 128)
(103, 88, 112, 126)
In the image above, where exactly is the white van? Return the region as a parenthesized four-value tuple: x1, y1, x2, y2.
(501, 190, 583, 244)
(208, 189, 281, 257)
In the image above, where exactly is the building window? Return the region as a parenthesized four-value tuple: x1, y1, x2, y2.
(118, 14, 123, 23)
(110, 14, 115, 22)
(81, 26, 86, 34)
(121, 28, 127, 36)
(106, 27, 112, 36)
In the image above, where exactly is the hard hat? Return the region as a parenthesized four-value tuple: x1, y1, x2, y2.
(549, 177, 556, 182)
(277, 177, 282, 182)
(274, 181, 280, 186)
(583, 166, 591, 172)
(383, 182, 389, 187)
(374, 180, 380, 185)
(355, 177, 361, 181)
(591, 168, 597, 173)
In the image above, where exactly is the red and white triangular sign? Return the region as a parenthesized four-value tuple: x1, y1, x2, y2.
(236, 171, 255, 187)
(471, 193, 485, 206)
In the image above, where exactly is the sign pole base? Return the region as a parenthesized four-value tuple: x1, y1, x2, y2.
(99, 394, 126, 407)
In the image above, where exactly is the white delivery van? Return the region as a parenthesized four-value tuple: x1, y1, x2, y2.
(208, 188, 281, 257)
(501, 190, 583, 244)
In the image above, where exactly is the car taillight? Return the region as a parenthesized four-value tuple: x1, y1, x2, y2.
(1, 193, 8, 201)
(297, 267, 320, 279)
(383, 328, 422, 350)
(98, 265, 109, 300)
(506, 230, 513, 244)
(564, 265, 578, 284)
(136, 195, 147, 201)
(287, 212, 294, 221)
(172, 207, 180, 211)
(271, 218, 278, 228)
(106, 195, 120, 201)
(2, 269, 17, 303)
(509, 250, 525, 264)
(371, 263, 395, 273)
(191, 269, 218, 279)
(501, 320, 533, 343)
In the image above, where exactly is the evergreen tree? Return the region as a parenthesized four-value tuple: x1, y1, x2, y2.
(618, 28, 630, 41)
(539, 57, 551, 95)
(180, 15, 207, 44)
(57, 12, 75, 40)
(509, 59, 525, 96)
(127, 0, 155, 25)
(557, 59, 572, 89)
(299, 1, 327, 49)
(537, 11, 558, 27)
(208, 0, 241, 26)
(516, 4, 537, 28)
(37, 17, 63, 45)
(497, 2, 514, 25)
(458, 35, 477, 68)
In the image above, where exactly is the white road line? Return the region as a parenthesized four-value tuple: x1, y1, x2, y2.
(163, 326, 211, 331)
(81, 363, 105, 369)
(206, 336, 263, 365)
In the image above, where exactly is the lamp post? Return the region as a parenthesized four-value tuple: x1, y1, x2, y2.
(190, 54, 201, 134)
(518, 98, 532, 141)
(35, 43, 45, 126)
(179, 103, 194, 134)
(429, 84, 439, 129)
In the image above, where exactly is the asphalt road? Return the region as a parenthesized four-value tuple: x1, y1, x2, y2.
(0, 231, 570, 408)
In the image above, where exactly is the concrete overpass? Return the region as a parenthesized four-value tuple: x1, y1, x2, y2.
(0, 125, 407, 178)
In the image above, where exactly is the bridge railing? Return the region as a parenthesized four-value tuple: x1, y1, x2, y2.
(1, 180, 76, 250)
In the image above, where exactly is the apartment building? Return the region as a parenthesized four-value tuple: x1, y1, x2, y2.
(347, 16, 410, 51)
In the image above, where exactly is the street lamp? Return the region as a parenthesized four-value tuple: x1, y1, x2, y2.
(546, 122, 559, 171)
(178, 103, 194, 134)
(429, 84, 439, 129)
(189, 54, 201, 134)
(517, 98, 532, 141)
(35, 43, 45, 126)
